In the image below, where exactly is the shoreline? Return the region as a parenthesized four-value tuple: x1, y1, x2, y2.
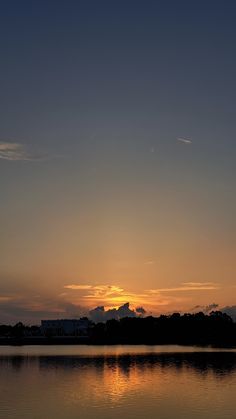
(0, 336, 235, 348)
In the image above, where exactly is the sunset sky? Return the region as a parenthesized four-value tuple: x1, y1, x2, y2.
(0, 0, 236, 323)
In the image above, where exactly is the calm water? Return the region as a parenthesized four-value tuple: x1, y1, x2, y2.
(0, 345, 236, 419)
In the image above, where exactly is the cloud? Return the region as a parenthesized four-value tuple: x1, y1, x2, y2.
(189, 304, 236, 321)
(149, 282, 219, 293)
(0, 296, 14, 302)
(63, 282, 197, 313)
(0, 141, 47, 161)
(64, 283, 152, 309)
(0, 283, 158, 324)
(177, 137, 192, 144)
(0, 294, 139, 325)
(190, 303, 219, 314)
(64, 285, 93, 290)
(204, 303, 219, 312)
(184, 282, 215, 287)
(89, 303, 138, 323)
(0, 280, 222, 324)
(65, 284, 125, 300)
(136, 307, 146, 316)
(88, 306, 105, 323)
(84, 285, 124, 298)
(0, 290, 89, 324)
(221, 305, 236, 321)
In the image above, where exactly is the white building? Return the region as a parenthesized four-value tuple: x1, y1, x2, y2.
(41, 318, 90, 336)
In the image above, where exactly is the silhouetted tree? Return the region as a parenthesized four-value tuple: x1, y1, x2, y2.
(12, 322, 25, 338)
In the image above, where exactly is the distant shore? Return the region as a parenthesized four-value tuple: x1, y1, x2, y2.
(0, 336, 89, 345)
(1, 311, 236, 347)
(0, 336, 236, 348)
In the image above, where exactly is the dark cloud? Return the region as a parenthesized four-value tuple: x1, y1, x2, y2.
(221, 305, 236, 321)
(189, 303, 236, 322)
(0, 294, 88, 325)
(0, 293, 149, 325)
(136, 307, 146, 316)
(88, 306, 105, 323)
(89, 303, 138, 323)
(190, 303, 219, 314)
(205, 303, 219, 313)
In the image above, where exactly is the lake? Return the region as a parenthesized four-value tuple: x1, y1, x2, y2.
(0, 345, 235, 419)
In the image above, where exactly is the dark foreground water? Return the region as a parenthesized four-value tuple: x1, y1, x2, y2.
(0, 345, 236, 419)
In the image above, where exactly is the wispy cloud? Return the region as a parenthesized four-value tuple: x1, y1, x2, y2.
(149, 282, 219, 293)
(0, 141, 47, 161)
(83, 285, 125, 299)
(64, 284, 139, 306)
(64, 285, 93, 290)
(183, 282, 217, 288)
(63, 283, 189, 310)
(65, 284, 124, 296)
(64, 284, 150, 306)
(144, 260, 156, 265)
(177, 137, 192, 144)
(0, 296, 14, 302)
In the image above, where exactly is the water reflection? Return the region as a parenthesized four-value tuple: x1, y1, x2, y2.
(0, 351, 236, 418)
(1, 351, 236, 376)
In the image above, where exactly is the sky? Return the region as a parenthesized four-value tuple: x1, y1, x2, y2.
(0, 0, 236, 323)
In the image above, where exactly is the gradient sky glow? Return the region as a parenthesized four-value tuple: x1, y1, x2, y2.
(0, 0, 236, 323)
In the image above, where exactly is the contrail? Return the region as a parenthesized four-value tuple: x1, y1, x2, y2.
(177, 137, 192, 144)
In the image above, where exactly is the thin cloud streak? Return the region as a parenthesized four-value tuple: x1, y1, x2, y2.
(0, 141, 47, 161)
(64, 285, 93, 290)
(177, 137, 192, 144)
(0, 296, 14, 302)
(183, 282, 217, 287)
(149, 282, 219, 293)
(144, 260, 156, 265)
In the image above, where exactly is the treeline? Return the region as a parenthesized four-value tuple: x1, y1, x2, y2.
(0, 311, 236, 346)
(0, 322, 41, 338)
(90, 311, 236, 346)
